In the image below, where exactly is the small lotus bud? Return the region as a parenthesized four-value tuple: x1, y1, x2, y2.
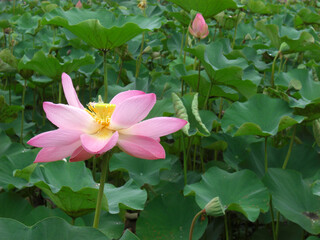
(143, 46, 152, 54)
(138, 0, 147, 10)
(189, 13, 209, 39)
(75, 0, 82, 8)
(279, 42, 289, 53)
(204, 197, 225, 217)
(151, 52, 161, 59)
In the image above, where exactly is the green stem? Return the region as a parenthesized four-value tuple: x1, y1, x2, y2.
(270, 52, 279, 88)
(103, 50, 108, 102)
(93, 154, 109, 228)
(189, 210, 204, 240)
(8, 76, 11, 105)
(135, 32, 145, 78)
(71, 217, 76, 225)
(282, 125, 296, 170)
(224, 214, 229, 240)
(203, 82, 213, 110)
(264, 137, 268, 173)
(20, 78, 27, 144)
(270, 196, 276, 240)
(32, 87, 36, 122)
(181, 133, 187, 185)
(275, 211, 280, 240)
(192, 144, 197, 171)
(58, 82, 62, 103)
(116, 58, 123, 85)
(232, 11, 240, 49)
(180, 27, 185, 57)
(183, 24, 190, 64)
(196, 58, 201, 92)
(92, 157, 96, 181)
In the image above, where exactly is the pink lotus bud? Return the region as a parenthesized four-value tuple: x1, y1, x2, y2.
(75, 0, 82, 8)
(189, 13, 209, 39)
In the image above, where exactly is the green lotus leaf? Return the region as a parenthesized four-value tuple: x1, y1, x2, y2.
(0, 192, 70, 225)
(104, 179, 147, 214)
(263, 169, 320, 234)
(18, 50, 94, 81)
(221, 94, 304, 136)
(186, 40, 259, 98)
(255, 20, 320, 52)
(109, 152, 172, 187)
(184, 167, 269, 222)
(0, 217, 109, 240)
(167, 0, 237, 18)
(120, 230, 140, 240)
(136, 194, 207, 240)
(239, 141, 320, 179)
(41, 8, 165, 50)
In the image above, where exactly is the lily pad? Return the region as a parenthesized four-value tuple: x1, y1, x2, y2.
(255, 20, 320, 53)
(109, 152, 172, 187)
(264, 169, 320, 234)
(184, 167, 269, 222)
(0, 217, 109, 240)
(104, 179, 147, 214)
(0, 192, 70, 226)
(18, 50, 94, 81)
(221, 94, 304, 137)
(136, 193, 207, 240)
(186, 41, 259, 98)
(167, 0, 237, 18)
(42, 8, 165, 50)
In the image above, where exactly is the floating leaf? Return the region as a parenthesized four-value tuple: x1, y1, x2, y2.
(109, 152, 172, 187)
(184, 167, 269, 222)
(0, 217, 110, 240)
(136, 194, 207, 240)
(264, 169, 320, 234)
(221, 94, 304, 137)
(18, 50, 94, 81)
(42, 8, 165, 50)
(167, 0, 237, 18)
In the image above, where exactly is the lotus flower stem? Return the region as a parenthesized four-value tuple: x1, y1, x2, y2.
(232, 11, 241, 49)
(269, 196, 276, 240)
(103, 50, 108, 102)
(224, 214, 229, 240)
(179, 27, 185, 57)
(93, 153, 110, 228)
(58, 82, 62, 103)
(20, 78, 27, 144)
(181, 133, 187, 185)
(135, 32, 145, 78)
(189, 210, 205, 240)
(203, 82, 213, 110)
(270, 52, 279, 88)
(264, 136, 268, 173)
(282, 125, 296, 169)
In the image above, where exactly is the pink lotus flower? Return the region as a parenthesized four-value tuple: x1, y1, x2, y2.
(189, 13, 209, 39)
(28, 73, 187, 162)
(75, 0, 82, 8)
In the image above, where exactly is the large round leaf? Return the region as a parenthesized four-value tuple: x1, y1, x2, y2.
(0, 192, 71, 225)
(184, 167, 269, 222)
(18, 50, 94, 81)
(221, 94, 304, 136)
(167, 0, 237, 18)
(0, 217, 109, 240)
(104, 179, 147, 214)
(109, 152, 172, 187)
(26, 161, 106, 218)
(263, 169, 320, 234)
(42, 8, 164, 50)
(136, 194, 207, 240)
